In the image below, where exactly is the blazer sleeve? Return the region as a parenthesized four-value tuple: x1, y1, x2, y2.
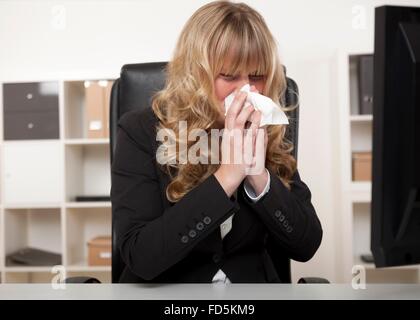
(242, 168, 323, 262)
(111, 111, 239, 281)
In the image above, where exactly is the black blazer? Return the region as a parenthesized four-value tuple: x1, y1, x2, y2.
(111, 107, 323, 283)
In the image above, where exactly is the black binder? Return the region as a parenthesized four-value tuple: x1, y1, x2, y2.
(6, 247, 62, 266)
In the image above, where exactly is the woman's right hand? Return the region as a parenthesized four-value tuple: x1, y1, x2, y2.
(214, 89, 262, 197)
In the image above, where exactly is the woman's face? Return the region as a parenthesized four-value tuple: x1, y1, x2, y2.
(214, 68, 266, 124)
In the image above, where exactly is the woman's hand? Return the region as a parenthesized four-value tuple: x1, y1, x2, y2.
(245, 86, 269, 196)
(244, 129, 269, 196)
(214, 88, 262, 197)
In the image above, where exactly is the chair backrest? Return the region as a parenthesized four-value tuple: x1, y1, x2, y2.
(110, 62, 300, 283)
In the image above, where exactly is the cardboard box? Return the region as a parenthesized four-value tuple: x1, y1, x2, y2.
(102, 81, 113, 139)
(85, 80, 113, 139)
(87, 236, 111, 266)
(352, 151, 372, 181)
(85, 81, 105, 139)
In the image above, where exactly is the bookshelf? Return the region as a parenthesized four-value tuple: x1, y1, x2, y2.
(335, 49, 420, 283)
(0, 79, 114, 283)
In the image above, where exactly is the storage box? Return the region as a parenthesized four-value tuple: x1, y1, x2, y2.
(84, 80, 113, 139)
(87, 236, 111, 266)
(85, 81, 105, 139)
(3, 82, 59, 140)
(352, 152, 372, 181)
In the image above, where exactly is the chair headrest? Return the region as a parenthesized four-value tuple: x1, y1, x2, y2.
(118, 62, 167, 118)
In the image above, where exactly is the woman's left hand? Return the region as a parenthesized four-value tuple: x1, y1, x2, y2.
(245, 86, 269, 195)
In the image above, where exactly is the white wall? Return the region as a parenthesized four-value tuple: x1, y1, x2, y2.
(1, 0, 420, 282)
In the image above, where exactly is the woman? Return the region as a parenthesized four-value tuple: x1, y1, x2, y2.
(111, 0, 322, 283)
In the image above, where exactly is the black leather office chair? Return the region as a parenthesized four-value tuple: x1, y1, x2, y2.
(67, 62, 327, 284)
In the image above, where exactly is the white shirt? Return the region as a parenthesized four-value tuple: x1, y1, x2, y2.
(212, 169, 271, 284)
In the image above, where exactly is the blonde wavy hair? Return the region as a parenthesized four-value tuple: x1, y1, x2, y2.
(152, 0, 297, 203)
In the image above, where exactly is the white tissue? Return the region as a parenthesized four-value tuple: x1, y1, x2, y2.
(224, 84, 289, 127)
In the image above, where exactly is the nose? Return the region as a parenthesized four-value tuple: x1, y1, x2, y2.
(236, 76, 249, 89)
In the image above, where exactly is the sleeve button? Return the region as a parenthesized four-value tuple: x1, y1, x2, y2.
(286, 226, 293, 233)
(203, 216, 212, 225)
(196, 222, 204, 230)
(181, 235, 189, 243)
(188, 230, 197, 238)
(279, 214, 285, 222)
(274, 210, 282, 218)
(283, 220, 289, 228)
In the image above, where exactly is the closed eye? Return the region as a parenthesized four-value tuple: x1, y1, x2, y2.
(220, 73, 265, 82)
(220, 73, 265, 81)
(220, 73, 238, 81)
(249, 75, 265, 81)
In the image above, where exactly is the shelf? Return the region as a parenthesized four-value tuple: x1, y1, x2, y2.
(3, 271, 56, 283)
(350, 182, 371, 203)
(65, 143, 111, 202)
(66, 261, 111, 272)
(4, 209, 62, 263)
(2, 268, 111, 283)
(63, 80, 113, 140)
(65, 202, 111, 208)
(350, 114, 373, 122)
(65, 139, 109, 145)
(65, 207, 111, 267)
(3, 264, 111, 281)
(2, 139, 61, 145)
(350, 121, 372, 152)
(353, 256, 420, 271)
(3, 203, 61, 209)
(4, 266, 55, 272)
(2, 141, 63, 205)
(65, 270, 111, 283)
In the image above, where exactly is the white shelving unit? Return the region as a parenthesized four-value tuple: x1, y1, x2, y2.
(0, 79, 114, 283)
(335, 50, 420, 283)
